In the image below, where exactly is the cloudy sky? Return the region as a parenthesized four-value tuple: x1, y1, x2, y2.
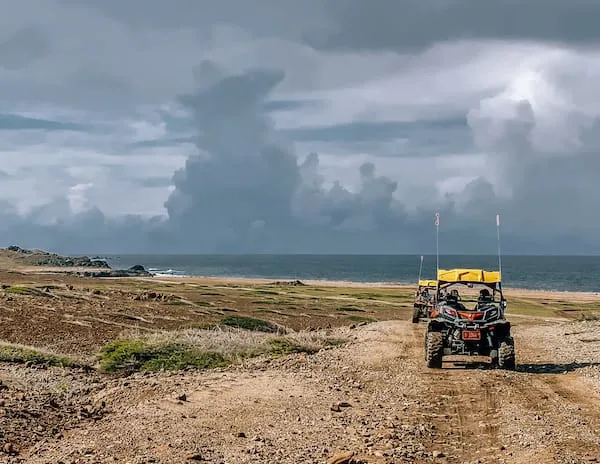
(1, 0, 600, 254)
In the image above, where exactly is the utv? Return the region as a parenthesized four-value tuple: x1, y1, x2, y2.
(425, 268, 515, 370)
(411, 279, 436, 323)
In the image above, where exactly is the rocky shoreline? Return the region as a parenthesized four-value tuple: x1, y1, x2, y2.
(2, 246, 152, 278)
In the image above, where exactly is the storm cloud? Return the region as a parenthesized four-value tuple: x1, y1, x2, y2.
(0, 0, 599, 254)
(162, 65, 409, 253)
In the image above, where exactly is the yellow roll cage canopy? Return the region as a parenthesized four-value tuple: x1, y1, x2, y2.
(435, 268, 503, 295)
(437, 268, 501, 284)
(418, 279, 437, 288)
(435, 268, 505, 305)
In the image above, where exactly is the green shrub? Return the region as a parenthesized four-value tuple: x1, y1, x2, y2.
(4, 286, 51, 297)
(335, 306, 365, 312)
(268, 337, 320, 356)
(0, 343, 81, 367)
(254, 290, 279, 295)
(98, 339, 228, 374)
(220, 316, 282, 333)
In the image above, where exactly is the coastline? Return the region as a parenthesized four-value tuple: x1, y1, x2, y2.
(8, 264, 600, 301)
(4, 248, 598, 301)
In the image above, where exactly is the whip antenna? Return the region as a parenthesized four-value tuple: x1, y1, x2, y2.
(435, 212, 440, 277)
(418, 255, 424, 283)
(496, 214, 502, 277)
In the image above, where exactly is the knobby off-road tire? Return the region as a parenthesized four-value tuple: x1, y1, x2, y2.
(426, 331, 444, 368)
(498, 336, 516, 370)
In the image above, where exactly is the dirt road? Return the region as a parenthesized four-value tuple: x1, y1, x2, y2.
(3, 316, 600, 464)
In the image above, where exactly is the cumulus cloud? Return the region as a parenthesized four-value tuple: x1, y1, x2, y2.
(463, 48, 600, 247)
(162, 65, 408, 252)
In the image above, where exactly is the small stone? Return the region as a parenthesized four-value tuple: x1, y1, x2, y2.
(187, 454, 203, 461)
(331, 401, 351, 412)
(236, 432, 247, 438)
(175, 392, 187, 402)
(432, 450, 445, 458)
(327, 451, 354, 464)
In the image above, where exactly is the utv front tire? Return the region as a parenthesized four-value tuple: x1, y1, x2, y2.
(411, 307, 420, 323)
(498, 336, 516, 370)
(426, 331, 444, 368)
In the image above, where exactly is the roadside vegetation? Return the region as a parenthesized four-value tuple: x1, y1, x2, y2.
(97, 325, 348, 374)
(0, 342, 84, 368)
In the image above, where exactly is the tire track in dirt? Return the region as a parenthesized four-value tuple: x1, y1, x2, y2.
(408, 322, 504, 462)
(407, 319, 600, 463)
(492, 329, 600, 463)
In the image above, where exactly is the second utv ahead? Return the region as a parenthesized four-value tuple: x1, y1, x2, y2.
(411, 279, 436, 323)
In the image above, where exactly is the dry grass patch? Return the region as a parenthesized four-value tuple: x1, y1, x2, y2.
(97, 326, 349, 375)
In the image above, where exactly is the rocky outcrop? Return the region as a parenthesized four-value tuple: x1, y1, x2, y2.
(5, 246, 110, 269)
(2, 246, 154, 278)
(78, 265, 152, 278)
(270, 280, 306, 286)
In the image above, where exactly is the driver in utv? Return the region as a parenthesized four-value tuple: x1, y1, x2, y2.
(477, 288, 493, 309)
(446, 289, 466, 310)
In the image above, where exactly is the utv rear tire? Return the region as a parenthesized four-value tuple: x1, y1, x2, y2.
(426, 331, 444, 368)
(490, 350, 499, 367)
(411, 307, 420, 323)
(498, 336, 515, 370)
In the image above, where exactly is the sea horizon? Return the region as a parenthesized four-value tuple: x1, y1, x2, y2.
(99, 254, 600, 293)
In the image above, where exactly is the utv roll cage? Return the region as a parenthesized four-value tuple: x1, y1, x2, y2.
(435, 269, 507, 312)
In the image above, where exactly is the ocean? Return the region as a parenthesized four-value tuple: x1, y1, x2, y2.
(102, 254, 600, 293)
